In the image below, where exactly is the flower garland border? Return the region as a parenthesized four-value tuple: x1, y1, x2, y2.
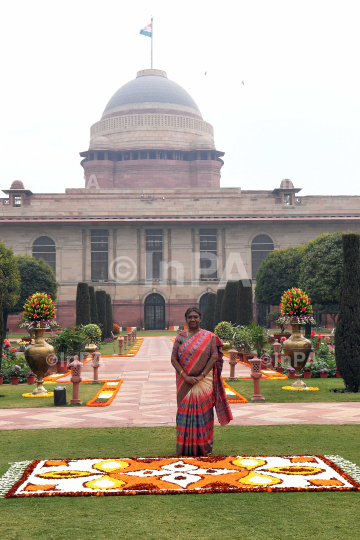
(22, 392, 54, 398)
(102, 338, 144, 358)
(222, 378, 248, 403)
(282, 386, 319, 392)
(0, 461, 33, 498)
(3, 454, 360, 498)
(86, 380, 123, 407)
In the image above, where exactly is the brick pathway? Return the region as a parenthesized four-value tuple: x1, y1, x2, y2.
(1, 336, 360, 430)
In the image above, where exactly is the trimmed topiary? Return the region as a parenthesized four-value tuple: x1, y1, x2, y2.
(335, 233, 360, 392)
(89, 286, 98, 325)
(95, 290, 106, 341)
(203, 292, 216, 333)
(220, 281, 238, 324)
(236, 279, 253, 326)
(214, 289, 225, 329)
(0, 282, 3, 371)
(105, 294, 114, 339)
(75, 283, 91, 326)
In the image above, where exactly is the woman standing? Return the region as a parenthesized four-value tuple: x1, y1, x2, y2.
(171, 307, 233, 457)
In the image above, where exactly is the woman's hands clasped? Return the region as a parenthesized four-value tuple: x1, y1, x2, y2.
(183, 374, 205, 386)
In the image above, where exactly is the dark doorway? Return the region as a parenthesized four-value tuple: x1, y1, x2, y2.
(144, 293, 165, 330)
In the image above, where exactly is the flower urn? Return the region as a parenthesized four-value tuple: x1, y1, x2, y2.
(11, 376, 19, 385)
(320, 372, 328, 379)
(303, 370, 312, 379)
(25, 326, 55, 394)
(27, 375, 36, 385)
(282, 324, 311, 388)
(288, 370, 296, 379)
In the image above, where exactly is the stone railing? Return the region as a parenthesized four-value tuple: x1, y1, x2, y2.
(90, 114, 214, 138)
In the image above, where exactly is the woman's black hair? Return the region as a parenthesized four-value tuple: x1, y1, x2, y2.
(185, 307, 202, 319)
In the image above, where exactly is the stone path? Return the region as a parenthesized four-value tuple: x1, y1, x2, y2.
(1, 336, 360, 430)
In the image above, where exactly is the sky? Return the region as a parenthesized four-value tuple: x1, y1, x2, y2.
(1, 0, 359, 196)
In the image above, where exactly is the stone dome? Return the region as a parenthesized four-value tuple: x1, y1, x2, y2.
(102, 69, 200, 118)
(89, 136, 114, 150)
(10, 180, 25, 189)
(280, 179, 294, 189)
(191, 135, 215, 150)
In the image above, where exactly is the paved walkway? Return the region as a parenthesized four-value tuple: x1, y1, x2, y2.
(1, 336, 360, 430)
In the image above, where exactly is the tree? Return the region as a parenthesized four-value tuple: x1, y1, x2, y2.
(75, 283, 91, 326)
(11, 255, 58, 315)
(105, 293, 113, 339)
(0, 282, 3, 371)
(236, 279, 253, 326)
(255, 245, 305, 306)
(220, 281, 238, 324)
(203, 292, 216, 332)
(89, 286, 98, 325)
(299, 232, 343, 324)
(214, 289, 225, 328)
(95, 290, 106, 340)
(335, 234, 360, 392)
(0, 240, 21, 335)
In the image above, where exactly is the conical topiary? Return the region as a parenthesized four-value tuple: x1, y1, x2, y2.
(105, 293, 114, 339)
(75, 283, 91, 326)
(220, 281, 238, 325)
(89, 286, 98, 325)
(203, 292, 216, 332)
(335, 233, 360, 392)
(214, 289, 225, 328)
(236, 279, 253, 326)
(95, 290, 106, 341)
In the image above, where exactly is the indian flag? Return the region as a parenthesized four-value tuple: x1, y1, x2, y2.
(140, 22, 152, 37)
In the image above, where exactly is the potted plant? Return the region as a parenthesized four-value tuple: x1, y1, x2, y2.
(26, 371, 36, 384)
(0, 372, 3, 385)
(335, 369, 342, 378)
(50, 327, 87, 373)
(276, 360, 284, 373)
(214, 321, 235, 351)
(319, 368, 328, 379)
(303, 367, 312, 379)
(288, 366, 296, 379)
(10, 365, 21, 385)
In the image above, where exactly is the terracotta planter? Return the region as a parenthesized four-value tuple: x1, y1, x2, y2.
(303, 371, 312, 379)
(277, 366, 284, 373)
(11, 377, 19, 385)
(336, 370, 342, 378)
(27, 376, 36, 385)
(56, 360, 69, 373)
(288, 371, 296, 379)
(0, 376, 3, 385)
(320, 372, 328, 378)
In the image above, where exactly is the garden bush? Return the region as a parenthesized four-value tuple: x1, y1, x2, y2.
(89, 286, 98, 325)
(203, 292, 216, 332)
(236, 279, 253, 326)
(105, 294, 113, 339)
(220, 281, 238, 324)
(75, 283, 91, 326)
(95, 291, 106, 340)
(213, 289, 225, 328)
(82, 324, 102, 346)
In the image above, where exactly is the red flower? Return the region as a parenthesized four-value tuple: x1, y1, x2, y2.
(317, 342, 320, 347)
(311, 331, 316, 337)
(34, 314, 37, 317)
(289, 311, 293, 315)
(302, 307, 306, 311)
(281, 337, 286, 342)
(295, 305, 299, 308)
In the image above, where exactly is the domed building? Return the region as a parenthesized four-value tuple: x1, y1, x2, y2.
(1, 69, 360, 331)
(80, 69, 224, 189)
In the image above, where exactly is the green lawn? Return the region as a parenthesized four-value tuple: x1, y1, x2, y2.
(226, 378, 360, 402)
(0, 383, 102, 408)
(0, 425, 359, 540)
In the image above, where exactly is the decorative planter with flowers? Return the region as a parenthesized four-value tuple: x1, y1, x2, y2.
(320, 368, 328, 379)
(26, 371, 36, 385)
(10, 366, 21, 385)
(303, 368, 312, 379)
(276, 361, 284, 373)
(278, 288, 315, 389)
(23, 292, 56, 395)
(0, 372, 3, 385)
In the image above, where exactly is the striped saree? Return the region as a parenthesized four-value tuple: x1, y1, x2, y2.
(172, 330, 233, 457)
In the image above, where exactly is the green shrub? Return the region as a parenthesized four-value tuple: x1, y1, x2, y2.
(75, 283, 91, 326)
(82, 324, 102, 346)
(335, 233, 360, 392)
(236, 279, 253, 326)
(95, 291, 106, 340)
(214, 289, 225, 328)
(203, 292, 216, 332)
(89, 286, 98, 325)
(105, 294, 113, 339)
(220, 281, 238, 324)
(214, 321, 234, 342)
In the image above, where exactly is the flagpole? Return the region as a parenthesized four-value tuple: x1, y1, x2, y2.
(151, 16, 153, 69)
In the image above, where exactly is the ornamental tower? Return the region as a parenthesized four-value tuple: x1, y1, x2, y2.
(80, 69, 224, 189)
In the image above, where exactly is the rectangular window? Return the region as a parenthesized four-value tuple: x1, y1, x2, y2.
(116, 152, 123, 161)
(149, 151, 156, 159)
(124, 152, 130, 161)
(174, 152, 181, 160)
(146, 229, 163, 280)
(132, 152, 138, 160)
(200, 151, 208, 160)
(91, 229, 108, 280)
(140, 151, 148, 159)
(200, 228, 217, 279)
(107, 151, 114, 161)
(13, 196, 21, 207)
(158, 151, 165, 159)
(97, 152, 104, 160)
(167, 151, 173, 160)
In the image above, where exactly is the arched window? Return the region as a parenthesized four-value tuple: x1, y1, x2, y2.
(199, 293, 209, 317)
(144, 293, 165, 330)
(32, 236, 56, 274)
(251, 234, 274, 280)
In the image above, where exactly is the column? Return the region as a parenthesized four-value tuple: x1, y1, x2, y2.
(162, 227, 168, 283)
(139, 228, 146, 283)
(85, 230, 91, 281)
(217, 227, 223, 281)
